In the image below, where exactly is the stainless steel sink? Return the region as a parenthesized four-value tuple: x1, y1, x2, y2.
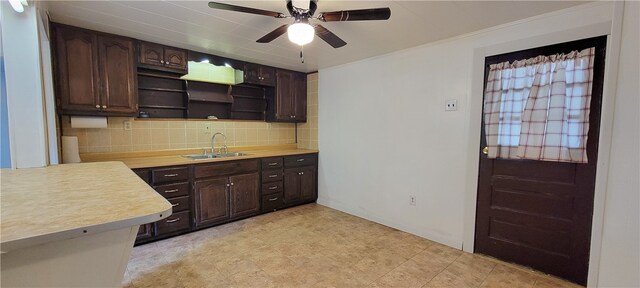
(182, 152, 249, 160)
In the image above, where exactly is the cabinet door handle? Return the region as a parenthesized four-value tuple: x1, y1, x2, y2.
(171, 203, 180, 207)
(268, 197, 279, 201)
(160, 60, 165, 64)
(230, 182, 234, 186)
(268, 174, 278, 178)
(296, 159, 305, 162)
(95, 105, 101, 109)
(268, 162, 279, 166)
(298, 172, 304, 175)
(166, 217, 180, 223)
(268, 186, 278, 190)
(102, 105, 107, 109)
(164, 189, 179, 193)
(164, 173, 179, 177)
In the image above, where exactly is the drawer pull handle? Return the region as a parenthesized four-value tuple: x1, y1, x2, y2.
(268, 174, 278, 178)
(164, 173, 179, 177)
(171, 203, 180, 207)
(165, 189, 179, 193)
(268, 186, 278, 190)
(296, 159, 305, 162)
(268, 162, 279, 166)
(268, 197, 279, 201)
(166, 218, 180, 223)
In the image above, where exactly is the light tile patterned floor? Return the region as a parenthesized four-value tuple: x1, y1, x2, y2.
(124, 204, 582, 288)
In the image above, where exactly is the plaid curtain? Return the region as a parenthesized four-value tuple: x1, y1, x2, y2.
(484, 47, 595, 163)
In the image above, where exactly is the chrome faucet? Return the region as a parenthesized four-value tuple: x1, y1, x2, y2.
(210, 132, 228, 155)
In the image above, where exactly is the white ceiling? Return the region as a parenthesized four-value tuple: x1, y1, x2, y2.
(43, 1, 588, 73)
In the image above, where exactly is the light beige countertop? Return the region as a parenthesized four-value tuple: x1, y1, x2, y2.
(0, 162, 172, 252)
(80, 144, 319, 169)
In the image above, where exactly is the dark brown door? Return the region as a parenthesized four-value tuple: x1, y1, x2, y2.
(54, 25, 100, 112)
(299, 166, 316, 201)
(475, 36, 606, 286)
(283, 168, 301, 204)
(276, 70, 294, 120)
(139, 41, 164, 67)
(163, 47, 187, 72)
(293, 72, 307, 122)
(97, 35, 136, 114)
(229, 173, 260, 218)
(194, 178, 230, 227)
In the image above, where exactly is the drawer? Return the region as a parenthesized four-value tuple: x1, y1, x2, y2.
(262, 192, 283, 212)
(155, 211, 190, 236)
(133, 169, 151, 184)
(195, 159, 258, 179)
(262, 181, 283, 195)
(261, 157, 283, 170)
(284, 154, 318, 167)
(261, 170, 283, 183)
(153, 166, 189, 184)
(154, 182, 189, 198)
(168, 195, 190, 213)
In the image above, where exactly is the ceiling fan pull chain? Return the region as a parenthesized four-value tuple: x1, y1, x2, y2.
(300, 46, 305, 63)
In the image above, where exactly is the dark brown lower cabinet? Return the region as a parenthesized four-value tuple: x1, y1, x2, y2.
(230, 173, 260, 219)
(137, 223, 153, 240)
(194, 177, 230, 228)
(284, 166, 316, 204)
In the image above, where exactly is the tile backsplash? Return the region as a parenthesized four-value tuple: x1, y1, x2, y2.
(61, 116, 296, 153)
(297, 73, 318, 150)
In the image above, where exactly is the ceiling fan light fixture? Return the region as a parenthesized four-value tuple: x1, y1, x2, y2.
(287, 22, 314, 46)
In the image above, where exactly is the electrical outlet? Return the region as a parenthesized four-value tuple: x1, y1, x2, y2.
(123, 120, 132, 131)
(445, 99, 458, 111)
(203, 123, 212, 134)
(409, 195, 416, 206)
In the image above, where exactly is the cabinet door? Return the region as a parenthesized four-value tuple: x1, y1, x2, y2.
(244, 63, 261, 85)
(136, 224, 154, 241)
(164, 47, 188, 72)
(283, 168, 301, 204)
(299, 166, 316, 201)
(259, 66, 276, 87)
(293, 72, 307, 121)
(194, 178, 230, 227)
(139, 41, 164, 67)
(54, 26, 100, 112)
(275, 70, 295, 120)
(229, 173, 260, 219)
(97, 35, 137, 114)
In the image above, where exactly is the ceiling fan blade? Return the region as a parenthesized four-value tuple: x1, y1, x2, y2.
(314, 25, 347, 48)
(319, 7, 391, 22)
(208, 2, 286, 18)
(256, 24, 289, 43)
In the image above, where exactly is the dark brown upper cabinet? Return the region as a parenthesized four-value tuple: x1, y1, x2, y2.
(53, 24, 137, 116)
(267, 69, 307, 122)
(139, 41, 188, 74)
(244, 63, 276, 87)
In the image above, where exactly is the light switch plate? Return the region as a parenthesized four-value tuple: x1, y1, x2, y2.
(445, 99, 458, 111)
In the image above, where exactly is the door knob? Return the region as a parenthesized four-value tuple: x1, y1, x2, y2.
(482, 147, 489, 155)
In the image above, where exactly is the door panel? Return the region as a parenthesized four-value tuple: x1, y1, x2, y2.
(194, 178, 230, 227)
(54, 26, 100, 112)
(97, 35, 136, 113)
(229, 173, 260, 219)
(283, 168, 301, 204)
(164, 47, 187, 71)
(474, 36, 606, 285)
(300, 166, 316, 201)
(293, 72, 307, 121)
(276, 70, 294, 120)
(139, 42, 164, 67)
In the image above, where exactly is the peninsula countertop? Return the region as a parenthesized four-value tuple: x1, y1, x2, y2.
(79, 144, 319, 169)
(0, 162, 172, 252)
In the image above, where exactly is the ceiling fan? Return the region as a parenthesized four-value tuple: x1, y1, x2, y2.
(207, 0, 391, 48)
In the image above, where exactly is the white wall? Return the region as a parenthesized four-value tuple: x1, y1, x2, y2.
(0, 2, 49, 168)
(318, 1, 638, 286)
(596, 2, 639, 287)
